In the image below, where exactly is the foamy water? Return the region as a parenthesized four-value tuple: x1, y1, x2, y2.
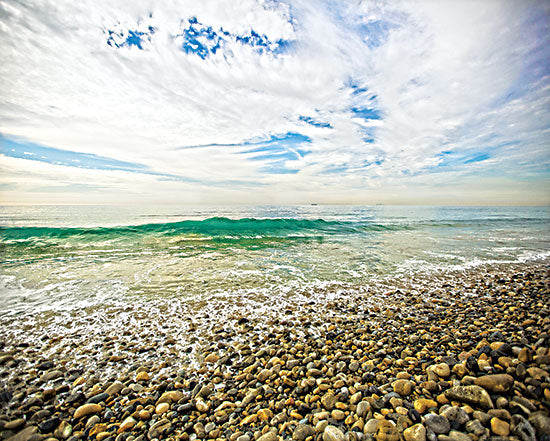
(1, 205, 549, 320)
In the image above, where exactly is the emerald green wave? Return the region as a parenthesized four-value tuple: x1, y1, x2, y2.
(0, 217, 406, 242)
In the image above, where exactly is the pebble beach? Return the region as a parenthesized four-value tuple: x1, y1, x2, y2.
(1, 262, 549, 441)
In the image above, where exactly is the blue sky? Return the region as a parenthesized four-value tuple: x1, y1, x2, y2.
(0, 0, 549, 205)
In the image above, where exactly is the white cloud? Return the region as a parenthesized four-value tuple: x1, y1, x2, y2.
(0, 0, 548, 204)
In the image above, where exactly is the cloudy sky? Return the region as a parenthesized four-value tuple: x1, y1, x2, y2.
(1, 0, 549, 205)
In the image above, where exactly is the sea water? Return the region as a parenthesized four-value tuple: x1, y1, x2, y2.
(1, 205, 549, 320)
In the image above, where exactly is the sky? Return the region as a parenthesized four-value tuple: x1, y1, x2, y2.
(0, 0, 549, 205)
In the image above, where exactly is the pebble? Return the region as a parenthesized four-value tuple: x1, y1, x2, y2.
(473, 374, 514, 393)
(135, 371, 149, 382)
(4, 419, 25, 430)
(403, 424, 426, 441)
(117, 416, 137, 433)
(155, 402, 169, 414)
(323, 425, 346, 441)
(105, 381, 124, 396)
(414, 399, 437, 414)
(490, 417, 510, 436)
(434, 363, 451, 378)
(0, 267, 548, 441)
(364, 419, 380, 433)
(293, 424, 315, 441)
(393, 379, 413, 396)
(444, 385, 494, 409)
(257, 432, 278, 441)
(357, 401, 370, 417)
(73, 403, 102, 419)
(423, 414, 450, 434)
(53, 421, 72, 440)
(4, 426, 38, 441)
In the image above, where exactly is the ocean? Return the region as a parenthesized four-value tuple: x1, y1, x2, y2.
(1, 205, 549, 322)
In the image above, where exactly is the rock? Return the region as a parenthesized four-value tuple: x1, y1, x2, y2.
(40, 370, 63, 382)
(257, 432, 277, 441)
(257, 368, 272, 382)
(321, 393, 338, 410)
(364, 419, 380, 433)
(117, 416, 137, 433)
(157, 390, 184, 405)
(323, 425, 345, 441)
(258, 408, 273, 422)
(135, 371, 149, 381)
(73, 403, 102, 419)
(441, 406, 469, 426)
(240, 414, 257, 426)
(444, 430, 472, 441)
(465, 420, 485, 435)
(403, 424, 426, 441)
(528, 412, 550, 437)
(195, 398, 209, 413)
(4, 419, 26, 430)
(393, 379, 413, 396)
(357, 401, 370, 418)
(196, 385, 212, 399)
(204, 353, 219, 363)
(87, 392, 109, 404)
(414, 399, 437, 413)
(474, 374, 514, 393)
(434, 363, 451, 378)
(375, 420, 399, 441)
(139, 409, 151, 420)
(39, 417, 60, 433)
(423, 414, 450, 434)
(5, 426, 38, 441)
(85, 415, 100, 428)
(444, 385, 494, 409)
(527, 367, 548, 380)
(511, 415, 537, 441)
(240, 389, 259, 407)
(105, 381, 124, 396)
(350, 391, 362, 405)
(147, 419, 171, 440)
(155, 402, 169, 414)
(54, 421, 72, 440)
(491, 417, 510, 436)
(293, 424, 315, 440)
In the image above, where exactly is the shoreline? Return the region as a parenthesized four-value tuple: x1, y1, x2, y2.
(0, 262, 549, 441)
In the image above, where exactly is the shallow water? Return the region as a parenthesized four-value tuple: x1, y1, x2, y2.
(1, 205, 549, 319)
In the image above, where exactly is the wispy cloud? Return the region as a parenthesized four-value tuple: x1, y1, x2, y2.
(0, 0, 549, 204)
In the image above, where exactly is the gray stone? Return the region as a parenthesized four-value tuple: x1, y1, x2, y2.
(465, 420, 485, 435)
(423, 414, 450, 434)
(511, 415, 537, 441)
(441, 407, 469, 426)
